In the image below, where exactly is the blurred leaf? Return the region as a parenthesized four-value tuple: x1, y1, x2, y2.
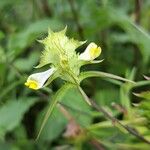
(108, 8, 150, 63)
(0, 46, 6, 63)
(0, 79, 23, 101)
(14, 51, 39, 72)
(94, 89, 119, 106)
(0, 0, 20, 8)
(0, 141, 19, 150)
(0, 98, 37, 137)
(37, 85, 92, 141)
(8, 19, 63, 56)
(84, 5, 150, 63)
(13, 125, 27, 140)
(36, 106, 67, 141)
(61, 87, 92, 126)
(0, 31, 5, 40)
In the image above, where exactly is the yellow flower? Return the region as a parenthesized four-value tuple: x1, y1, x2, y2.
(25, 67, 56, 90)
(79, 42, 101, 61)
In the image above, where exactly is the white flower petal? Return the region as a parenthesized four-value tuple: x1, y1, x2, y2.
(25, 67, 56, 90)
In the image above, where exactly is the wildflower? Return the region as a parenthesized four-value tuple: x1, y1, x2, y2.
(25, 67, 56, 90)
(79, 42, 101, 61)
(25, 27, 102, 90)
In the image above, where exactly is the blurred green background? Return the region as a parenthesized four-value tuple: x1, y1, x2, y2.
(0, 0, 150, 149)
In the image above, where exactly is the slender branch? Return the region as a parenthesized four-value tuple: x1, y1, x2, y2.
(57, 103, 73, 121)
(58, 101, 93, 117)
(67, 68, 150, 144)
(58, 102, 106, 149)
(89, 139, 105, 150)
(78, 86, 150, 144)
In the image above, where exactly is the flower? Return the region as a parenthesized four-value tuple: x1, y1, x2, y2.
(25, 67, 56, 90)
(25, 28, 102, 90)
(79, 42, 101, 61)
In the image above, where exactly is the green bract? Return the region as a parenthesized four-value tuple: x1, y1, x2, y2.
(37, 27, 85, 83)
(25, 27, 103, 90)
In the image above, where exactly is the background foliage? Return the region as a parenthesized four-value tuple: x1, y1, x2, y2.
(0, 0, 150, 149)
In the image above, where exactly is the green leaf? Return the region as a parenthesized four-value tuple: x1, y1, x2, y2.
(36, 85, 92, 141)
(79, 71, 135, 83)
(112, 11, 150, 64)
(8, 19, 63, 57)
(0, 98, 37, 137)
(0, 79, 24, 101)
(36, 106, 67, 142)
(94, 89, 119, 106)
(60, 87, 92, 126)
(37, 27, 85, 68)
(0, 0, 20, 9)
(36, 83, 73, 140)
(14, 51, 39, 72)
(0, 46, 6, 63)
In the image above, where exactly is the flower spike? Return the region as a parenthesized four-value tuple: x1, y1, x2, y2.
(79, 42, 102, 61)
(25, 67, 56, 90)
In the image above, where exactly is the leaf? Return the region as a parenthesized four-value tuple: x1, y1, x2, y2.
(36, 83, 73, 140)
(0, 79, 24, 101)
(110, 9, 150, 64)
(0, 31, 5, 40)
(8, 19, 63, 57)
(60, 87, 92, 126)
(0, 0, 20, 8)
(0, 46, 6, 63)
(36, 85, 92, 141)
(87, 6, 150, 64)
(14, 51, 39, 72)
(36, 106, 67, 141)
(0, 98, 37, 137)
(79, 71, 135, 83)
(94, 89, 119, 106)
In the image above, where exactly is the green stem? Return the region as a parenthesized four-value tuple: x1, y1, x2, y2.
(67, 70, 91, 105)
(87, 117, 146, 130)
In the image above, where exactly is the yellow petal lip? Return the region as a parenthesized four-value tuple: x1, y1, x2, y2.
(25, 80, 39, 90)
(89, 46, 102, 59)
(79, 42, 102, 61)
(25, 68, 56, 90)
